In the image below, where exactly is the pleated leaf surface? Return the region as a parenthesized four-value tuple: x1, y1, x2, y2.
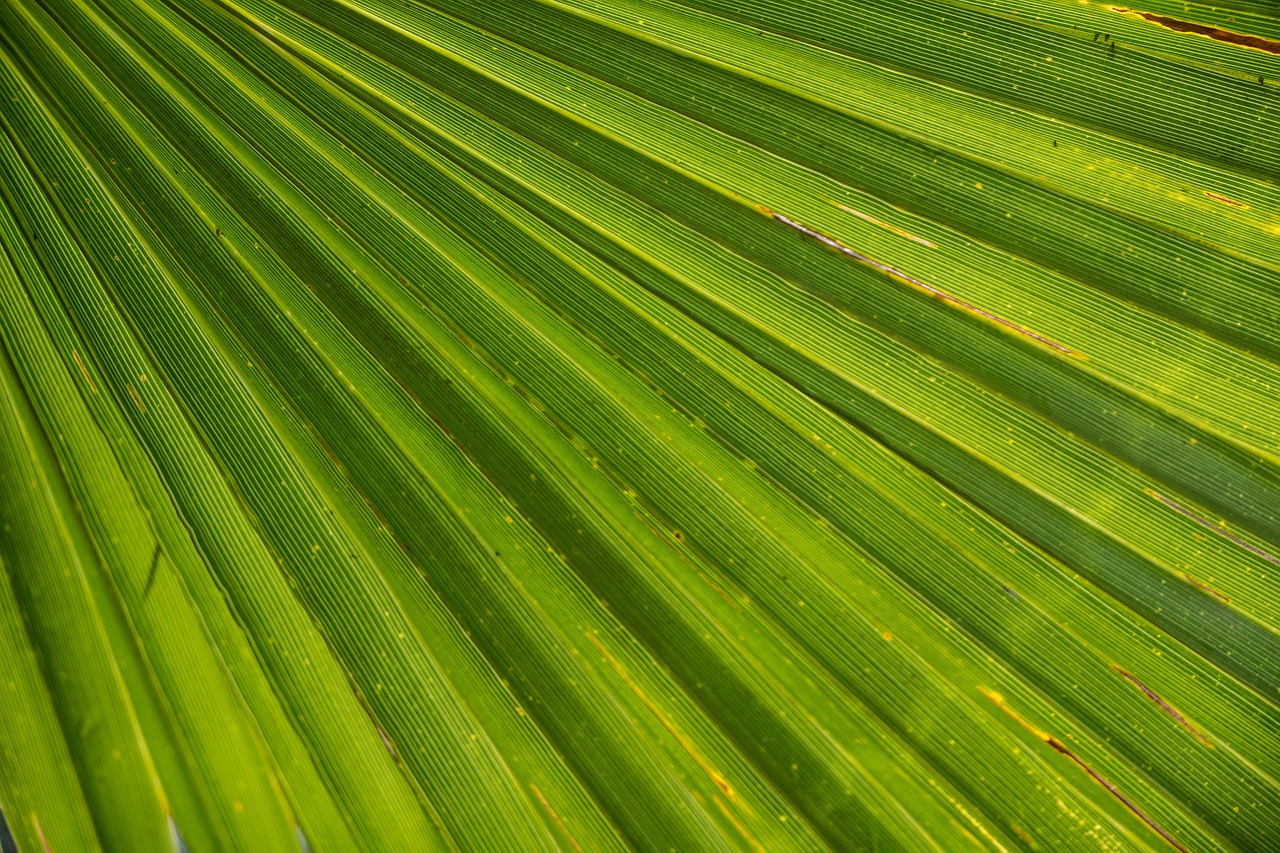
(1, 0, 1278, 849)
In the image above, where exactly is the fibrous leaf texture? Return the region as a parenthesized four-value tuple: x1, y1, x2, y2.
(1, 0, 1278, 850)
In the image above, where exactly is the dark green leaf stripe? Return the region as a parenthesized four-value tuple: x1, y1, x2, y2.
(1, 0, 1277, 849)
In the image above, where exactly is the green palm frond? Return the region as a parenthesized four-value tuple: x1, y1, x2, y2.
(1, 0, 1278, 850)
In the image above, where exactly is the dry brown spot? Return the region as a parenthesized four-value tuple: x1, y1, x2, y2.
(982, 689, 1189, 853)
(763, 207, 1078, 356)
(1116, 8, 1280, 54)
(1111, 666, 1212, 746)
(126, 382, 145, 413)
(71, 350, 96, 393)
(1204, 191, 1247, 208)
(1146, 489, 1280, 569)
(530, 784, 582, 852)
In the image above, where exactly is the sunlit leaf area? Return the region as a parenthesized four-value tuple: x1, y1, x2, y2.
(2, 0, 1279, 850)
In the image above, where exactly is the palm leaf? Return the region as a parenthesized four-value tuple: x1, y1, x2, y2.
(1, 0, 1277, 849)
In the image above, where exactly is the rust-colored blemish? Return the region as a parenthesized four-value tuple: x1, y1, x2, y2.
(830, 201, 938, 248)
(714, 794, 767, 853)
(1010, 823, 1037, 848)
(1111, 665, 1212, 746)
(71, 350, 96, 393)
(1178, 572, 1230, 603)
(1204, 191, 1247, 208)
(585, 631, 736, 801)
(981, 688, 1052, 741)
(1146, 489, 1280, 569)
(983, 689, 1189, 853)
(1114, 8, 1280, 55)
(530, 784, 582, 852)
(764, 207, 1078, 357)
(126, 382, 145, 413)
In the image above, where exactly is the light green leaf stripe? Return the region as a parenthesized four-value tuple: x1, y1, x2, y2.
(1, 0, 1277, 850)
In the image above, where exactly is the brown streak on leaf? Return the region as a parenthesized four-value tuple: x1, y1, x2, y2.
(1045, 740, 1189, 853)
(1204, 191, 1247, 208)
(1111, 665, 1212, 746)
(1145, 489, 1280, 569)
(830, 201, 938, 248)
(126, 382, 145, 414)
(1178, 572, 1230, 603)
(981, 688, 1052, 741)
(698, 571, 740, 610)
(982, 690, 1189, 853)
(1116, 8, 1280, 54)
(373, 722, 397, 759)
(31, 813, 52, 853)
(70, 350, 96, 393)
(765, 208, 1078, 356)
(585, 632, 736, 801)
(714, 795, 767, 853)
(530, 784, 581, 852)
